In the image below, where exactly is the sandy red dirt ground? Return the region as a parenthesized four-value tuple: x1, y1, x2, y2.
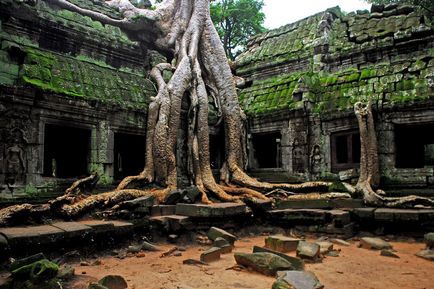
(63, 236, 434, 289)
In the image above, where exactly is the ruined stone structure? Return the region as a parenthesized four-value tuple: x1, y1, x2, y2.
(0, 0, 155, 194)
(0, 1, 433, 194)
(236, 4, 434, 188)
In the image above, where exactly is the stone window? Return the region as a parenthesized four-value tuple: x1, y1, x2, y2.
(331, 130, 360, 172)
(395, 124, 434, 168)
(43, 124, 90, 178)
(251, 132, 281, 168)
(114, 133, 146, 180)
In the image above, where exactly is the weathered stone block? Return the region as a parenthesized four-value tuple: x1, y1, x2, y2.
(359, 237, 392, 250)
(352, 208, 376, 220)
(207, 227, 237, 245)
(296, 241, 320, 261)
(315, 241, 333, 254)
(265, 235, 300, 253)
(275, 271, 324, 289)
(200, 247, 221, 263)
(234, 252, 295, 276)
(51, 222, 92, 239)
(253, 246, 304, 271)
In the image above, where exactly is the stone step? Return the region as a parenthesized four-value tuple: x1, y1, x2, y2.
(175, 203, 250, 218)
(0, 220, 137, 256)
(275, 198, 364, 210)
(352, 208, 434, 225)
(267, 208, 351, 226)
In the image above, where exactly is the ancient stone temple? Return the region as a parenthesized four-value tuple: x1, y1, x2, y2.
(0, 1, 433, 195)
(235, 4, 434, 187)
(0, 0, 156, 194)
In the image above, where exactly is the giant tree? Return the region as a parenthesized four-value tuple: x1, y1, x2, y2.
(35, 0, 329, 217)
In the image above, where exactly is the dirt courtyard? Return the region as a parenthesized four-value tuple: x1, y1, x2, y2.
(64, 236, 434, 289)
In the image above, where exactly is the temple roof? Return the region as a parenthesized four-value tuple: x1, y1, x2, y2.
(236, 4, 434, 116)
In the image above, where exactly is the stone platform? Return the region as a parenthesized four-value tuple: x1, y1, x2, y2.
(0, 220, 140, 258)
(1, 201, 434, 259)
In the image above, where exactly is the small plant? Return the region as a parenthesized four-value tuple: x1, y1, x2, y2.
(24, 183, 39, 197)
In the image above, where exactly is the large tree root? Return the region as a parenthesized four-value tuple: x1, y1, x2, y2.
(355, 102, 434, 208)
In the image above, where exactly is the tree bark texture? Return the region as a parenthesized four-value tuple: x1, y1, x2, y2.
(354, 101, 434, 208)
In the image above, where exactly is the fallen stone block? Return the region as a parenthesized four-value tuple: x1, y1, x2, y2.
(98, 275, 128, 289)
(200, 247, 221, 263)
(274, 270, 324, 289)
(296, 241, 320, 261)
(141, 241, 161, 251)
(234, 252, 295, 276)
(315, 241, 333, 255)
(424, 232, 434, 249)
(380, 249, 399, 258)
(207, 227, 237, 245)
(415, 249, 434, 261)
(359, 237, 392, 250)
(253, 246, 304, 271)
(329, 238, 350, 247)
(265, 235, 300, 253)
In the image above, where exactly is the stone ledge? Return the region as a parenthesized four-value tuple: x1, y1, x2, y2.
(175, 203, 250, 217)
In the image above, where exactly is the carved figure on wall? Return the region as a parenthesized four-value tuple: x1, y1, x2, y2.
(4, 129, 27, 192)
(310, 144, 322, 179)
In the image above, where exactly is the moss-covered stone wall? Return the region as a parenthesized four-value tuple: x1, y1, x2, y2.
(236, 5, 434, 116)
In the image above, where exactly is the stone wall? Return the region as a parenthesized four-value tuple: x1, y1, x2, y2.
(236, 4, 434, 187)
(0, 0, 155, 195)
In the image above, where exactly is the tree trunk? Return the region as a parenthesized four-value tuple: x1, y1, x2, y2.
(354, 101, 434, 208)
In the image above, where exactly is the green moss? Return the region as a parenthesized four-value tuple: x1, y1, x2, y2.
(360, 69, 376, 79)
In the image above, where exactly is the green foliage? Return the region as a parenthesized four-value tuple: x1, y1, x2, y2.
(24, 183, 39, 197)
(210, 0, 266, 60)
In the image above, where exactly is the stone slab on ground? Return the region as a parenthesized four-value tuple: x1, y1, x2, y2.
(51, 222, 92, 239)
(176, 203, 249, 217)
(359, 237, 392, 250)
(207, 227, 237, 244)
(267, 209, 327, 224)
(234, 252, 295, 276)
(253, 246, 304, 271)
(329, 238, 351, 246)
(416, 249, 434, 261)
(0, 225, 65, 247)
(275, 270, 324, 289)
(200, 247, 221, 263)
(315, 241, 333, 254)
(296, 241, 320, 261)
(265, 235, 300, 253)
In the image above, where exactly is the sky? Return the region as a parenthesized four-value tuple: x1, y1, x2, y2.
(263, 0, 371, 29)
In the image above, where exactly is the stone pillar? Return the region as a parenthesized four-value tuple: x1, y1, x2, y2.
(90, 121, 114, 184)
(280, 128, 291, 171)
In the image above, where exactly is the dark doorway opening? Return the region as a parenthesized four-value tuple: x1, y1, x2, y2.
(331, 130, 360, 172)
(43, 124, 90, 178)
(209, 133, 225, 170)
(252, 132, 281, 168)
(395, 123, 434, 168)
(114, 133, 146, 180)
